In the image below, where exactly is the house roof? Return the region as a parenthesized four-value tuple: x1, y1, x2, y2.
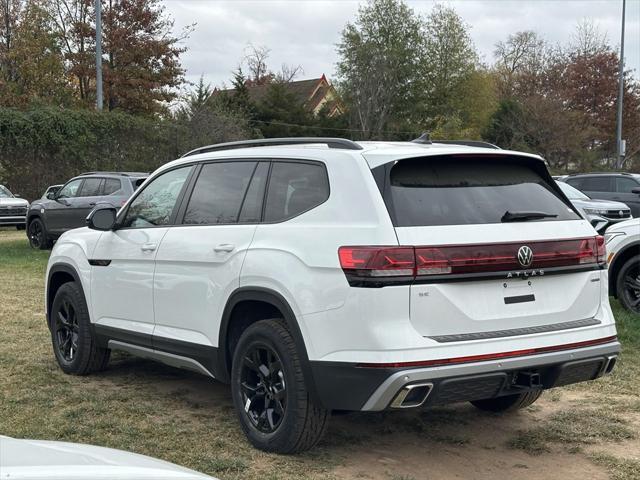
(214, 75, 341, 112)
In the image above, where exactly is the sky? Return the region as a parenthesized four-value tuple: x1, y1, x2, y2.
(162, 0, 640, 90)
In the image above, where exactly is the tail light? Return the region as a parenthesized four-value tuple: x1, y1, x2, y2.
(339, 236, 605, 286)
(338, 247, 415, 277)
(596, 235, 606, 265)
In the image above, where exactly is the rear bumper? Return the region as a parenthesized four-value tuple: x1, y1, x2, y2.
(310, 340, 620, 411)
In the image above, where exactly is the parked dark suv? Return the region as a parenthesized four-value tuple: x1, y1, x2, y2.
(27, 172, 147, 249)
(563, 173, 640, 217)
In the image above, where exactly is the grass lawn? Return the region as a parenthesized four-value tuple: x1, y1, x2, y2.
(0, 228, 638, 480)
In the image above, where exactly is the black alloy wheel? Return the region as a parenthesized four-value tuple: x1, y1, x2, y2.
(240, 343, 287, 433)
(28, 218, 48, 249)
(619, 255, 640, 313)
(54, 297, 79, 363)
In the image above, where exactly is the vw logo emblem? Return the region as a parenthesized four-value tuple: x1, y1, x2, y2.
(619, 210, 624, 217)
(517, 246, 533, 268)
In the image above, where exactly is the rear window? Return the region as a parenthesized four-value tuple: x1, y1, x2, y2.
(384, 157, 579, 227)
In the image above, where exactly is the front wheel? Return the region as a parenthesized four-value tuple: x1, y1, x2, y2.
(50, 282, 110, 375)
(231, 319, 329, 453)
(617, 254, 640, 313)
(471, 390, 542, 412)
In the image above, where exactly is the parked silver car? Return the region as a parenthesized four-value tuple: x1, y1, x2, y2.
(0, 184, 29, 230)
(556, 181, 632, 233)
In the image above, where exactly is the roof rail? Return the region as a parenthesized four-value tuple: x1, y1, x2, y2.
(433, 140, 500, 150)
(567, 172, 632, 176)
(78, 171, 148, 177)
(182, 137, 363, 157)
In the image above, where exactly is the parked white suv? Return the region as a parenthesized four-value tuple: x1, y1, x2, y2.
(605, 218, 640, 313)
(45, 138, 620, 453)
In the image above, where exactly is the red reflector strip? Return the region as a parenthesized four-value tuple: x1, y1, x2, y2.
(356, 335, 617, 369)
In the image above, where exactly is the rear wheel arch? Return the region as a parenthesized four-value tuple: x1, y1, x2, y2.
(609, 242, 640, 297)
(218, 288, 320, 402)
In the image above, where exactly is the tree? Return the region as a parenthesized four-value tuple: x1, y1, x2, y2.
(421, 4, 478, 122)
(493, 30, 548, 98)
(336, 0, 425, 138)
(52, 0, 94, 104)
(101, 0, 188, 115)
(0, 0, 70, 107)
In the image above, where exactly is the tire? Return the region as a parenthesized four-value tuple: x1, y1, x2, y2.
(231, 319, 330, 453)
(471, 390, 542, 413)
(50, 282, 110, 375)
(616, 254, 640, 313)
(27, 217, 51, 250)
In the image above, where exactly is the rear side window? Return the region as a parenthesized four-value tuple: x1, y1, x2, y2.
(103, 178, 122, 195)
(385, 157, 579, 227)
(183, 162, 256, 225)
(578, 177, 614, 192)
(264, 162, 329, 222)
(77, 178, 102, 197)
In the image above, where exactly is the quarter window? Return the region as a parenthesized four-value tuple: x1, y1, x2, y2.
(183, 162, 256, 225)
(121, 166, 192, 228)
(264, 162, 329, 222)
(57, 179, 83, 199)
(616, 177, 640, 193)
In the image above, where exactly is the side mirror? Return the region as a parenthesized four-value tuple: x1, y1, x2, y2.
(632, 187, 640, 195)
(87, 206, 117, 231)
(13, 193, 20, 198)
(46, 192, 55, 200)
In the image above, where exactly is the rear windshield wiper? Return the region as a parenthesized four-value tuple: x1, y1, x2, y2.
(501, 211, 558, 222)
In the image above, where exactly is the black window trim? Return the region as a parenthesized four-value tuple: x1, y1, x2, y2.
(115, 163, 199, 231)
(170, 157, 330, 227)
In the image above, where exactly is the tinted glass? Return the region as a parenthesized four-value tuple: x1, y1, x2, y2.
(121, 166, 192, 228)
(616, 177, 640, 193)
(0, 186, 11, 198)
(239, 162, 269, 223)
(580, 177, 613, 192)
(183, 162, 256, 225)
(103, 178, 122, 195)
(557, 181, 589, 200)
(57, 179, 83, 198)
(386, 157, 579, 226)
(78, 178, 102, 197)
(264, 162, 329, 222)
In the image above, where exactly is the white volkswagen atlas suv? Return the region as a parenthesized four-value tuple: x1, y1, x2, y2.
(45, 137, 620, 453)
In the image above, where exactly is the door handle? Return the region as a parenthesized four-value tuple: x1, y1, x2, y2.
(214, 244, 235, 253)
(141, 243, 157, 252)
(89, 203, 96, 207)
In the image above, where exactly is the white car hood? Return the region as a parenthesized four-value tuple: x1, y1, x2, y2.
(0, 197, 28, 207)
(0, 436, 217, 480)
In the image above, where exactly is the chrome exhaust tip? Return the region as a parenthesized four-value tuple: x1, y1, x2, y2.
(390, 382, 433, 409)
(603, 355, 618, 375)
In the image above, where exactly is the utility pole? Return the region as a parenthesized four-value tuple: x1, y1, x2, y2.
(95, 0, 103, 111)
(615, 0, 626, 169)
